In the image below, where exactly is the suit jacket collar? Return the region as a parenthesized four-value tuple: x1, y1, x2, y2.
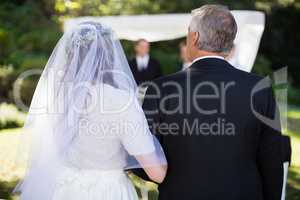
(189, 57, 234, 71)
(191, 55, 225, 64)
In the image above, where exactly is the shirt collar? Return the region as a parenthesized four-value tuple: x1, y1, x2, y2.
(136, 54, 149, 60)
(136, 54, 150, 71)
(192, 55, 225, 65)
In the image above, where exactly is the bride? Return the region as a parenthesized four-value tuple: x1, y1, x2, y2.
(15, 22, 167, 200)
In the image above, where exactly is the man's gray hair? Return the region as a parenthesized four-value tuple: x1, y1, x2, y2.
(189, 5, 237, 56)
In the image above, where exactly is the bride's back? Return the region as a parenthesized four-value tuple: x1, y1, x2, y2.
(65, 83, 136, 170)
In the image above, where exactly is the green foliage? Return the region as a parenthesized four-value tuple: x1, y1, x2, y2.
(55, 0, 163, 16)
(287, 167, 300, 200)
(0, 65, 16, 101)
(0, 1, 61, 104)
(8, 52, 48, 71)
(0, 103, 25, 129)
(0, 180, 18, 200)
(288, 85, 300, 105)
(152, 49, 179, 75)
(19, 54, 48, 70)
(18, 79, 39, 108)
(18, 29, 60, 53)
(0, 28, 13, 59)
(252, 55, 272, 76)
(54, 0, 257, 17)
(0, 0, 299, 106)
(0, 1, 62, 67)
(151, 42, 182, 74)
(259, 4, 300, 87)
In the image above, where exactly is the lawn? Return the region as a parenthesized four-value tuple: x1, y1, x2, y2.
(285, 107, 300, 200)
(0, 106, 299, 200)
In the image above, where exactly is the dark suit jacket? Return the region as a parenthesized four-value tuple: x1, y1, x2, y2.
(129, 57, 162, 85)
(281, 136, 292, 163)
(133, 58, 283, 200)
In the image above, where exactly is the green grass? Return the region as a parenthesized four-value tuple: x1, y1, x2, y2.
(287, 167, 300, 200)
(0, 180, 18, 200)
(288, 106, 300, 119)
(285, 107, 300, 200)
(285, 130, 300, 167)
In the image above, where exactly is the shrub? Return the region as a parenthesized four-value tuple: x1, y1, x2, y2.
(288, 85, 300, 105)
(19, 54, 48, 70)
(17, 79, 38, 108)
(0, 103, 25, 129)
(0, 65, 16, 102)
(252, 55, 272, 77)
(0, 28, 12, 58)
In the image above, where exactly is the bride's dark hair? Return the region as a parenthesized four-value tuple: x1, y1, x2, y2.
(66, 21, 117, 88)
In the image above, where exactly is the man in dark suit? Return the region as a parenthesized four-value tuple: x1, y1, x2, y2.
(129, 39, 162, 85)
(133, 5, 284, 200)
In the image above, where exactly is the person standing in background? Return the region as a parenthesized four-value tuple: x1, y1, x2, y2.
(129, 39, 162, 85)
(178, 40, 192, 70)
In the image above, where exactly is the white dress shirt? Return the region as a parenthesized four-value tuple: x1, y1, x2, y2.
(182, 62, 192, 70)
(136, 54, 150, 71)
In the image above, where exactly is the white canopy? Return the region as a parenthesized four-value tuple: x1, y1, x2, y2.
(64, 11, 265, 72)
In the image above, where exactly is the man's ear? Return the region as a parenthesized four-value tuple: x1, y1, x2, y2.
(192, 32, 199, 47)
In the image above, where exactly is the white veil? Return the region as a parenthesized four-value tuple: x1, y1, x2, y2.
(14, 22, 166, 200)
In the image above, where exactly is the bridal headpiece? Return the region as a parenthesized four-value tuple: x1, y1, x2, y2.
(71, 23, 113, 48)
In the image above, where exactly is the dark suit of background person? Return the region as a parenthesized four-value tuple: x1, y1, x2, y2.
(128, 39, 162, 85)
(129, 56, 162, 85)
(133, 57, 284, 200)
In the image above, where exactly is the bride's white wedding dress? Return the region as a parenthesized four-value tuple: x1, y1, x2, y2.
(15, 22, 166, 200)
(53, 168, 137, 200)
(52, 85, 153, 200)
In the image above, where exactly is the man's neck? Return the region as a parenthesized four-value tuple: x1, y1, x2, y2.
(191, 51, 225, 65)
(136, 54, 149, 58)
(191, 51, 224, 61)
(192, 51, 224, 63)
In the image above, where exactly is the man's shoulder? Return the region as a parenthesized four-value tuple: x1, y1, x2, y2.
(152, 70, 186, 84)
(150, 71, 186, 89)
(149, 66, 267, 89)
(228, 66, 266, 85)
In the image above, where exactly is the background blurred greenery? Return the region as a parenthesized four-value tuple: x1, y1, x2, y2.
(0, 0, 299, 105)
(0, 0, 299, 199)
